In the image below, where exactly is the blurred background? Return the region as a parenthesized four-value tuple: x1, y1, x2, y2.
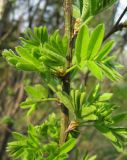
(0, 0, 127, 159)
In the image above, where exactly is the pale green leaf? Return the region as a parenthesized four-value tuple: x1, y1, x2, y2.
(99, 64, 118, 81)
(83, 153, 97, 160)
(96, 40, 115, 60)
(99, 93, 113, 101)
(113, 127, 127, 135)
(81, 0, 90, 20)
(12, 132, 26, 140)
(59, 138, 76, 155)
(15, 46, 43, 71)
(73, 5, 80, 18)
(88, 24, 105, 60)
(25, 84, 48, 100)
(81, 0, 118, 21)
(82, 105, 96, 116)
(95, 125, 117, 142)
(16, 63, 37, 71)
(56, 91, 74, 113)
(83, 114, 98, 121)
(75, 24, 89, 64)
(87, 61, 103, 80)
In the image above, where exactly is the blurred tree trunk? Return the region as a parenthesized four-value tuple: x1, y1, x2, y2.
(0, 1, 63, 159)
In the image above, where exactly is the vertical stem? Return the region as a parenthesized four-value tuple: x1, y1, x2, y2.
(59, 0, 72, 145)
(64, 0, 72, 43)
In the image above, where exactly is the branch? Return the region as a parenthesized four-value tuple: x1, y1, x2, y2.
(104, 6, 127, 41)
(59, 0, 73, 145)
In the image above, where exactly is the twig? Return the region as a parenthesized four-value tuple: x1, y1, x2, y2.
(115, 6, 127, 26)
(104, 6, 127, 41)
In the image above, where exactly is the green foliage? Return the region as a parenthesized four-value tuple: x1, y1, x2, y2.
(20, 84, 57, 116)
(20, 26, 48, 47)
(2, 27, 68, 78)
(95, 125, 127, 152)
(3, 23, 122, 82)
(73, 4, 81, 18)
(53, 84, 112, 122)
(3, 47, 44, 72)
(51, 84, 127, 151)
(75, 24, 122, 80)
(73, 0, 118, 21)
(83, 153, 97, 160)
(25, 84, 48, 99)
(3, 27, 48, 72)
(55, 90, 74, 114)
(7, 114, 76, 160)
(40, 31, 68, 69)
(2, 1, 126, 159)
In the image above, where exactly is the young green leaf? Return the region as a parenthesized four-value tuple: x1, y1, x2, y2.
(20, 26, 48, 47)
(96, 40, 115, 60)
(40, 47, 66, 67)
(95, 125, 117, 142)
(82, 105, 96, 116)
(99, 93, 113, 101)
(100, 63, 122, 81)
(83, 114, 98, 121)
(87, 61, 103, 80)
(83, 153, 97, 160)
(88, 24, 105, 60)
(73, 5, 80, 18)
(74, 23, 121, 81)
(59, 138, 76, 155)
(16, 63, 38, 71)
(75, 24, 89, 64)
(25, 84, 48, 100)
(81, 0, 90, 20)
(56, 91, 74, 113)
(80, 0, 118, 21)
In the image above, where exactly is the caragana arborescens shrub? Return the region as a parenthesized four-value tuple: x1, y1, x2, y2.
(2, 0, 127, 159)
